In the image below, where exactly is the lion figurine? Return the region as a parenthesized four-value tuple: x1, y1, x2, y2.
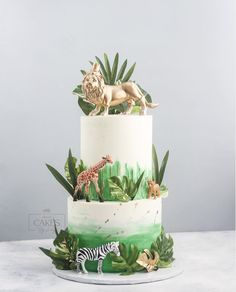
(147, 180, 161, 199)
(81, 63, 159, 116)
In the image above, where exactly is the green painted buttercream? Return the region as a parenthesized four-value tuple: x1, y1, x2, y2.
(88, 161, 151, 201)
(68, 223, 161, 272)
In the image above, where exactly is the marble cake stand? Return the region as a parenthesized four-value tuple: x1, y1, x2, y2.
(52, 262, 183, 285)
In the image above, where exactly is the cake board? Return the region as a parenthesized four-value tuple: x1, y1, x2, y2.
(52, 261, 183, 285)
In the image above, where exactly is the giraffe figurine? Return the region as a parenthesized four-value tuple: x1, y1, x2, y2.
(74, 155, 113, 200)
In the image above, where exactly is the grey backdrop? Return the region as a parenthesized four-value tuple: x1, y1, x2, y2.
(0, 0, 235, 241)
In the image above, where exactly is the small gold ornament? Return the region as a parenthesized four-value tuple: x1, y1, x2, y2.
(147, 180, 161, 199)
(136, 249, 159, 272)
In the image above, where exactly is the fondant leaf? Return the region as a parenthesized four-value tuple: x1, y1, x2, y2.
(64, 151, 77, 186)
(95, 56, 108, 84)
(39, 222, 79, 271)
(151, 226, 174, 268)
(67, 149, 78, 188)
(104, 53, 112, 83)
(159, 150, 169, 186)
(137, 84, 153, 103)
(78, 97, 95, 115)
(111, 242, 144, 275)
(46, 164, 74, 196)
(116, 59, 128, 81)
(111, 53, 119, 84)
(122, 63, 136, 82)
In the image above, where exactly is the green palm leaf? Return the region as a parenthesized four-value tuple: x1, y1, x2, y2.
(116, 59, 127, 81)
(137, 85, 152, 103)
(152, 145, 159, 183)
(78, 97, 95, 115)
(72, 85, 84, 98)
(122, 63, 136, 82)
(103, 53, 112, 83)
(67, 149, 78, 188)
(80, 70, 86, 76)
(95, 56, 108, 83)
(46, 164, 74, 196)
(159, 151, 169, 185)
(134, 171, 144, 192)
(110, 53, 119, 84)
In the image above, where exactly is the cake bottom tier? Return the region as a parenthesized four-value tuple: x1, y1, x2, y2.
(67, 198, 162, 272)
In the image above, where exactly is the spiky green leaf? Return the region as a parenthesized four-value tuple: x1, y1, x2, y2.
(64, 156, 77, 184)
(67, 149, 78, 188)
(80, 70, 86, 76)
(95, 56, 108, 84)
(137, 84, 153, 103)
(110, 53, 119, 84)
(46, 164, 74, 196)
(53, 219, 59, 236)
(122, 63, 136, 82)
(159, 151, 169, 185)
(103, 53, 112, 83)
(116, 59, 127, 81)
(134, 171, 144, 193)
(152, 145, 159, 183)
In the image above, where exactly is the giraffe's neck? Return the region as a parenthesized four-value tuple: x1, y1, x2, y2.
(90, 159, 106, 172)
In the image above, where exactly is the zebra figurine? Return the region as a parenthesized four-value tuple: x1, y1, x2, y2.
(76, 241, 120, 274)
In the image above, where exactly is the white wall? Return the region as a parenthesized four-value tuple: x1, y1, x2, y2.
(0, 0, 235, 240)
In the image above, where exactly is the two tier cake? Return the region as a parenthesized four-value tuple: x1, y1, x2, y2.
(41, 53, 174, 278)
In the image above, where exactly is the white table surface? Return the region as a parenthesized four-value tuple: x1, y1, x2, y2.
(0, 231, 235, 292)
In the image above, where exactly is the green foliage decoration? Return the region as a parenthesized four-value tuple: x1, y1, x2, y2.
(152, 145, 169, 186)
(108, 171, 144, 202)
(46, 149, 86, 199)
(39, 222, 79, 270)
(110, 243, 144, 275)
(151, 226, 174, 268)
(73, 53, 153, 115)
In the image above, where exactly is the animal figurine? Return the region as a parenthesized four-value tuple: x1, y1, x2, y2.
(76, 242, 120, 274)
(136, 249, 159, 272)
(147, 180, 161, 199)
(81, 63, 159, 116)
(74, 155, 113, 200)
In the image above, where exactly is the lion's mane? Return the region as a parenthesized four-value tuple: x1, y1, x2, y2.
(82, 71, 105, 102)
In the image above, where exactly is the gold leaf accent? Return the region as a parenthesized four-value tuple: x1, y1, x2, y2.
(136, 249, 159, 272)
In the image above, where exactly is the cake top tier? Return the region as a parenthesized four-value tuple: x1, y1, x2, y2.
(73, 53, 159, 116)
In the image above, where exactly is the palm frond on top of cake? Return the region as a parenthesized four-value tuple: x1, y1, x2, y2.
(73, 53, 154, 115)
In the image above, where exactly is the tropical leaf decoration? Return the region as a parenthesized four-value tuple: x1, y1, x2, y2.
(77, 159, 86, 175)
(64, 154, 86, 186)
(108, 171, 144, 202)
(151, 226, 174, 268)
(73, 53, 153, 115)
(46, 164, 74, 196)
(46, 149, 87, 199)
(39, 222, 79, 270)
(152, 145, 169, 186)
(110, 243, 144, 275)
(136, 249, 159, 272)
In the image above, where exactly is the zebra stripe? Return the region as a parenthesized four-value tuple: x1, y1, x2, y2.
(76, 241, 120, 274)
(76, 243, 111, 263)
